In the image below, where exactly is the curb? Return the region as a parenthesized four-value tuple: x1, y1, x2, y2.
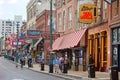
(24, 67, 80, 80)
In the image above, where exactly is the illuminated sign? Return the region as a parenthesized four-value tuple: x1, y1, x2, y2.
(79, 3, 98, 24)
(27, 30, 41, 38)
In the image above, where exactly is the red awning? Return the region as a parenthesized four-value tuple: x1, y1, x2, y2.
(52, 36, 64, 50)
(52, 28, 87, 50)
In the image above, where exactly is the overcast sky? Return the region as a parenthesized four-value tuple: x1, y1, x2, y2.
(0, 0, 30, 21)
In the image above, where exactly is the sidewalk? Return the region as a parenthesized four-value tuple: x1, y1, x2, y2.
(23, 63, 111, 80)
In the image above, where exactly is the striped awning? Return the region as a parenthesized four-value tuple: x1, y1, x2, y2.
(52, 28, 87, 50)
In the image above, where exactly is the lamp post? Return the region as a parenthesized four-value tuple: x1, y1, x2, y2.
(49, 0, 53, 73)
(37, 0, 53, 73)
(16, 22, 19, 66)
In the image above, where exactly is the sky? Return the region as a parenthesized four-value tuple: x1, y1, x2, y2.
(0, 0, 30, 21)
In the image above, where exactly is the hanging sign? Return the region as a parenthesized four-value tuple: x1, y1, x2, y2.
(79, 3, 98, 24)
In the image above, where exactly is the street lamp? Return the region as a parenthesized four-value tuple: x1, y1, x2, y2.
(37, 0, 53, 73)
(15, 22, 19, 67)
(49, 0, 53, 73)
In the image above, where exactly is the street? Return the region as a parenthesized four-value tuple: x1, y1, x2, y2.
(0, 57, 66, 80)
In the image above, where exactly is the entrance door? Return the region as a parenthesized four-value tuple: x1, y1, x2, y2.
(118, 45, 120, 71)
(96, 34, 101, 71)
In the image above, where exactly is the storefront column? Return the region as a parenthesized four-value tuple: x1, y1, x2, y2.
(94, 34, 98, 67)
(88, 35, 93, 55)
(100, 32, 105, 67)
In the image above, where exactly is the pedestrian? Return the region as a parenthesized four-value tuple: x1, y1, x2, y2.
(59, 57, 64, 73)
(27, 51, 32, 68)
(18, 49, 24, 69)
(54, 57, 60, 73)
(63, 58, 69, 73)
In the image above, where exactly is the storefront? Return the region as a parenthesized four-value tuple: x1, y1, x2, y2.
(110, 23, 120, 71)
(52, 28, 88, 71)
(88, 23, 109, 72)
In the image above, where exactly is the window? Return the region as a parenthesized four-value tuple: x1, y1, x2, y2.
(97, 0, 101, 22)
(56, 0, 62, 8)
(114, 0, 119, 16)
(103, 1, 107, 19)
(67, 0, 71, 3)
(63, 11, 66, 31)
(112, 28, 117, 43)
(58, 13, 62, 32)
(68, 6, 72, 29)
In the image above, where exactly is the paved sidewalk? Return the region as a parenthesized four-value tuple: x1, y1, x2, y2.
(23, 63, 111, 80)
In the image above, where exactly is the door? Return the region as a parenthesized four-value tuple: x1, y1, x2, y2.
(118, 45, 120, 71)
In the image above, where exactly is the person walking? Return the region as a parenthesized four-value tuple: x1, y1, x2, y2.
(18, 49, 24, 69)
(27, 51, 32, 68)
(53, 57, 60, 73)
(59, 57, 64, 73)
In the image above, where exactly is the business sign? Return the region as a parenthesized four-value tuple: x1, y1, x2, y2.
(13, 41, 22, 45)
(104, 0, 116, 4)
(79, 3, 98, 24)
(27, 30, 41, 38)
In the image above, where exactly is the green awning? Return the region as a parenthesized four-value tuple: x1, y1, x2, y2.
(34, 37, 43, 48)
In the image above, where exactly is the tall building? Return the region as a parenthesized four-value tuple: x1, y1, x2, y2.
(0, 15, 25, 39)
(0, 15, 25, 50)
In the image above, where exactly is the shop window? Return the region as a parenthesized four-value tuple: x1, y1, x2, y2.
(79, 50, 83, 65)
(112, 28, 118, 43)
(112, 46, 118, 66)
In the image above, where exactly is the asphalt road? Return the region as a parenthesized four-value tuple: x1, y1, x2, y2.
(0, 57, 66, 80)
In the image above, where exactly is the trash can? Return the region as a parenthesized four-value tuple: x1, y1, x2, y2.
(109, 66, 118, 80)
(41, 63, 44, 71)
(88, 64, 95, 78)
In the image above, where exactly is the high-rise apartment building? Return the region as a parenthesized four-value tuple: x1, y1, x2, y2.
(0, 15, 25, 39)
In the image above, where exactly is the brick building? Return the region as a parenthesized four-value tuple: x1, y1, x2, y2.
(108, 0, 120, 71)
(36, 10, 57, 64)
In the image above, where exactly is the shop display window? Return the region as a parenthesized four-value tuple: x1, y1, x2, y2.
(112, 46, 118, 66)
(112, 28, 117, 43)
